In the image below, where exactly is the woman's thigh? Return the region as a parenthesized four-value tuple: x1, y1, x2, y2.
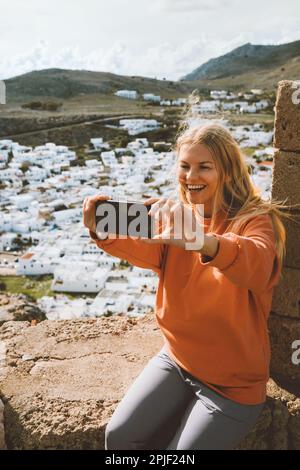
(105, 346, 194, 450)
(166, 391, 264, 450)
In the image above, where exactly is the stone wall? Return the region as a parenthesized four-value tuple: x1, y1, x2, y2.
(270, 80, 300, 388)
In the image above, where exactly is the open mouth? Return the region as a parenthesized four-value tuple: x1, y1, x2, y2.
(186, 184, 206, 193)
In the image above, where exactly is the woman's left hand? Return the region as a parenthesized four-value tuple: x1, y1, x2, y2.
(142, 197, 205, 251)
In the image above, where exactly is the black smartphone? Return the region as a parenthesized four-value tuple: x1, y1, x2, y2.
(95, 199, 155, 238)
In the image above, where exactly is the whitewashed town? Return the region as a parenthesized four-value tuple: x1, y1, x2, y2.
(0, 90, 274, 320)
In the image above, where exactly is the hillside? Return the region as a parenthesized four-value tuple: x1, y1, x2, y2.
(5, 68, 190, 105)
(182, 40, 300, 81)
(3, 40, 300, 110)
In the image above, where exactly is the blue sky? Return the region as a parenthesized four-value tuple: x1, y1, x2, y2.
(0, 0, 299, 80)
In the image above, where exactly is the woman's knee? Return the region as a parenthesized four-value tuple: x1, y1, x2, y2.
(105, 419, 145, 450)
(105, 421, 122, 450)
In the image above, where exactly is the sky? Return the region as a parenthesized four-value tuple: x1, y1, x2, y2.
(0, 0, 299, 80)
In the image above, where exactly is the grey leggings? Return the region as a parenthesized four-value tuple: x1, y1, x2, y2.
(105, 345, 264, 450)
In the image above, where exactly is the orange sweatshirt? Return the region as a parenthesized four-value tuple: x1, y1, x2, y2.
(90, 210, 281, 405)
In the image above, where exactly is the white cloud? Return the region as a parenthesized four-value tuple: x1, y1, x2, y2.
(153, 0, 234, 12)
(1, 30, 299, 82)
(0, 37, 231, 81)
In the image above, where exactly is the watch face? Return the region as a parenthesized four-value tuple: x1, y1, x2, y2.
(95, 200, 154, 238)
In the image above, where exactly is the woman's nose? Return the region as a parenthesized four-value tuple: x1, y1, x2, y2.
(186, 168, 199, 180)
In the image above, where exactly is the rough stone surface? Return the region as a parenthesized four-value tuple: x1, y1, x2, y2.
(0, 294, 46, 326)
(0, 315, 163, 449)
(269, 313, 300, 383)
(282, 211, 300, 270)
(0, 398, 6, 449)
(271, 266, 300, 317)
(271, 151, 300, 207)
(0, 317, 299, 450)
(274, 80, 300, 152)
(236, 379, 300, 450)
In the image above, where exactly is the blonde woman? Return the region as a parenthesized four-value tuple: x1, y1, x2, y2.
(83, 123, 291, 450)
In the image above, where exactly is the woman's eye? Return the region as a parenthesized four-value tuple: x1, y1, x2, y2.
(180, 166, 210, 170)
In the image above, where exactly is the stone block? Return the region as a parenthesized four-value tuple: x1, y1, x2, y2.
(269, 314, 300, 383)
(283, 211, 300, 269)
(274, 80, 300, 152)
(272, 266, 300, 317)
(271, 150, 300, 207)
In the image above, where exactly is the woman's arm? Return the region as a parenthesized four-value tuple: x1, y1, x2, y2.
(195, 234, 220, 259)
(195, 215, 281, 293)
(90, 230, 166, 275)
(84, 195, 166, 275)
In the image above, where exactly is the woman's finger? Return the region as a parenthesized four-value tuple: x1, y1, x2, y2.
(143, 198, 160, 206)
(148, 202, 162, 218)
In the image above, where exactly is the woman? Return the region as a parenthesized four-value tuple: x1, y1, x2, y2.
(83, 123, 290, 450)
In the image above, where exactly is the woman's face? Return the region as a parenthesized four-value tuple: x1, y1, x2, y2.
(177, 142, 219, 217)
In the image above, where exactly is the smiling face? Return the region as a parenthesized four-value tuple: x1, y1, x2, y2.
(177, 142, 220, 217)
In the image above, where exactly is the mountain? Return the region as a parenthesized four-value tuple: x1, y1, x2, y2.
(182, 40, 300, 82)
(5, 68, 189, 104)
(3, 40, 300, 109)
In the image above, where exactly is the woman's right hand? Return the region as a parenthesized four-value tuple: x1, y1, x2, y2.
(82, 194, 112, 234)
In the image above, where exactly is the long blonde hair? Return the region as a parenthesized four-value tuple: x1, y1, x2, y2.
(174, 122, 298, 268)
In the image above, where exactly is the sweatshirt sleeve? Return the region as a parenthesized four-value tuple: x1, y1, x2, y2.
(198, 215, 281, 293)
(89, 230, 166, 275)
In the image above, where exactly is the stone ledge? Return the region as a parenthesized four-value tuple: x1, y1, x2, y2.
(0, 317, 299, 449)
(0, 316, 163, 449)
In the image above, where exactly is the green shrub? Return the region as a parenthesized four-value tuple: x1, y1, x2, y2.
(21, 101, 62, 111)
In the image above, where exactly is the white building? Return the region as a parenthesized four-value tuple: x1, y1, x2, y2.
(16, 251, 60, 275)
(193, 101, 220, 113)
(255, 100, 269, 110)
(171, 98, 186, 106)
(115, 90, 138, 100)
(223, 101, 248, 111)
(37, 295, 89, 320)
(210, 90, 227, 100)
(101, 151, 117, 167)
(0, 140, 13, 150)
(85, 159, 102, 168)
(160, 100, 171, 106)
(0, 168, 23, 180)
(10, 194, 34, 209)
(52, 266, 110, 293)
(118, 119, 160, 135)
(52, 208, 82, 223)
(0, 232, 18, 250)
(25, 167, 49, 181)
(240, 104, 257, 113)
(90, 138, 110, 150)
(143, 93, 160, 102)
(254, 147, 275, 158)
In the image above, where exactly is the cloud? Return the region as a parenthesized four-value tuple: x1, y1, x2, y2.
(0, 38, 223, 81)
(153, 0, 233, 12)
(1, 30, 299, 82)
